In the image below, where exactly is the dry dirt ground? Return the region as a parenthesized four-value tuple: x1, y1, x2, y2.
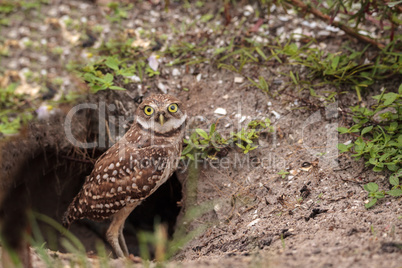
(0, 1, 401, 267)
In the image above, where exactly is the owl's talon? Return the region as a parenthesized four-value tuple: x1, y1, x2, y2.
(128, 254, 142, 263)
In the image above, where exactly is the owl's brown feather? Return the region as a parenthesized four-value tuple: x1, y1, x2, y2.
(62, 94, 186, 248)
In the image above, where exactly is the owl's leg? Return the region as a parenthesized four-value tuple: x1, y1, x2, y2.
(118, 224, 129, 256)
(106, 204, 137, 258)
(106, 218, 124, 258)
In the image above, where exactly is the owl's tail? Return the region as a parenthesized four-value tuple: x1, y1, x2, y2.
(62, 210, 72, 229)
(62, 193, 84, 228)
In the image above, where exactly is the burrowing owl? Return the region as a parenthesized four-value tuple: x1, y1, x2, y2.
(63, 94, 187, 258)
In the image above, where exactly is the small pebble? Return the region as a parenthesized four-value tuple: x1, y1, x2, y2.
(234, 77, 244, 83)
(148, 55, 158, 71)
(128, 75, 141, 82)
(271, 110, 281, 119)
(214, 108, 227, 115)
(157, 82, 167, 94)
(172, 68, 180, 76)
(247, 218, 260, 227)
(196, 73, 202, 82)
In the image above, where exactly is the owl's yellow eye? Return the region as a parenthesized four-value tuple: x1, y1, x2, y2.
(144, 106, 154, 116)
(168, 103, 178, 113)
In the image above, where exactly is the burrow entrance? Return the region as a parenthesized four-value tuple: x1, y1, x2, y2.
(0, 105, 183, 259)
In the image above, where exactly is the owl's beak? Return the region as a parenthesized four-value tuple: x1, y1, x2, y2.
(159, 114, 165, 126)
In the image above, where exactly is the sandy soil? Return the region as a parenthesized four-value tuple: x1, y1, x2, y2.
(0, 1, 401, 267)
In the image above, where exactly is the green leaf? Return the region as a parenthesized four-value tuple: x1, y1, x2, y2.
(236, 143, 246, 150)
(200, 13, 213, 23)
(196, 129, 209, 139)
(386, 188, 402, 197)
(289, 71, 298, 85)
(209, 123, 216, 135)
(337, 143, 349, 153)
(387, 164, 398, 172)
(361, 125, 373, 135)
(373, 166, 384, 172)
(214, 47, 227, 55)
(364, 182, 379, 192)
(259, 76, 268, 91)
(109, 86, 126, 90)
(365, 198, 377, 209)
(399, 83, 402, 94)
(337, 127, 349, 134)
(369, 155, 380, 165)
(331, 55, 340, 69)
(255, 47, 267, 61)
(83, 72, 97, 82)
(105, 57, 120, 71)
(374, 192, 385, 199)
(103, 73, 114, 83)
(388, 1, 402, 8)
(388, 121, 398, 133)
(383, 92, 398, 106)
(248, 145, 258, 151)
(390, 174, 400, 186)
(119, 70, 135, 76)
(309, 87, 318, 97)
(181, 144, 193, 155)
(243, 50, 258, 62)
(349, 125, 361, 133)
(282, 43, 298, 56)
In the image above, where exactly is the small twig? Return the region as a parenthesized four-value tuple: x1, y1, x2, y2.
(339, 176, 366, 184)
(59, 155, 94, 165)
(333, 166, 352, 172)
(105, 118, 115, 143)
(288, 0, 386, 50)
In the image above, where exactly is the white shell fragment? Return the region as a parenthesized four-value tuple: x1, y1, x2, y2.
(214, 108, 227, 115)
(157, 82, 167, 94)
(234, 77, 244, 83)
(271, 110, 281, 119)
(247, 218, 260, 227)
(172, 68, 180, 76)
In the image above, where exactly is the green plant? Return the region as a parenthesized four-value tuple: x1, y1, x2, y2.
(182, 118, 273, 160)
(275, 41, 400, 96)
(278, 170, 290, 179)
(215, 40, 268, 73)
(0, 1, 15, 14)
(182, 123, 227, 160)
(27, 211, 88, 267)
(248, 76, 269, 94)
(279, 0, 402, 51)
(83, 72, 126, 92)
(363, 178, 402, 208)
(370, 225, 377, 237)
(280, 233, 286, 249)
(0, 83, 34, 135)
(105, 2, 131, 23)
(80, 56, 140, 92)
(164, 40, 209, 66)
(338, 84, 402, 208)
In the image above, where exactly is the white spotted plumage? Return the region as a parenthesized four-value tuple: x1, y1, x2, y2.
(63, 94, 187, 258)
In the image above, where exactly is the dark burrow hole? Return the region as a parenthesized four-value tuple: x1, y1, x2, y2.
(1, 147, 183, 259)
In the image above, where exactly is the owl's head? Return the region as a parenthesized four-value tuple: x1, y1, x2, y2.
(135, 94, 187, 134)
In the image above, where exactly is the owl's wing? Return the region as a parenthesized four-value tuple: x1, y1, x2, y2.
(77, 143, 177, 219)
